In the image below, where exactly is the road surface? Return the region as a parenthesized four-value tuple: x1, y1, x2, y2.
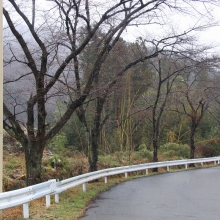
(80, 166, 220, 220)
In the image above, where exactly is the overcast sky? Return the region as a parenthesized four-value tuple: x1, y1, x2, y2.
(3, 0, 220, 54)
(120, 2, 220, 54)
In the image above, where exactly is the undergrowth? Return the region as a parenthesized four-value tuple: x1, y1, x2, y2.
(2, 141, 214, 220)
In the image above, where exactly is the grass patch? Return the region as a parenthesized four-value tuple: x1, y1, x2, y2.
(1, 177, 130, 220)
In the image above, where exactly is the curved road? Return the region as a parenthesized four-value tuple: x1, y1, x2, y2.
(80, 167, 220, 220)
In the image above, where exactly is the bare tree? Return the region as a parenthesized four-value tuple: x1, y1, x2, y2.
(176, 60, 217, 160)
(142, 52, 194, 170)
(3, 0, 219, 185)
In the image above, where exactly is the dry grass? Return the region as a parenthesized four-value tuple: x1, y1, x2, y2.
(1, 207, 23, 220)
(1, 177, 130, 220)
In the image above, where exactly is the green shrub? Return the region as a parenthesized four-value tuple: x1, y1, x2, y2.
(138, 144, 147, 151)
(135, 149, 153, 160)
(161, 150, 176, 158)
(98, 155, 120, 168)
(160, 142, 190, 159)
(49, 133, 68, 154)
(4, 157, 23, 170)
(114, 151, 135, 164)
(44, 154, 71, 171)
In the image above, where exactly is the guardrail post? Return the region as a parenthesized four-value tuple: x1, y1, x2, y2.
(104, 177, 108, 184)
(125, 172, 128, 178)
(201, 162, 203, 166)
(23, 203, 29, 219)
(146, 169, 148, 175)
(46, 195, 51, 207)
(185, 164, 188, 169)
(83, 183, 86, 192)
(167, 166, 170, 172)
(55, 194, 59, 203)
(214, 160, 217, 165)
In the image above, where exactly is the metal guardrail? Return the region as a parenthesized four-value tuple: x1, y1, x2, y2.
(1, 157, 220, 218)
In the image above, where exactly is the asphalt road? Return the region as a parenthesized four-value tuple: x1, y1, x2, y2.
(79, 166, 220, 220)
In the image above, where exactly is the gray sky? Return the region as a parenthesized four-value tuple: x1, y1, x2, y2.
(4, 0, 220, 53)
(121, 2, 220, 54)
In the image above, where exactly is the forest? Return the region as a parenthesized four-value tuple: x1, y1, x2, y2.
(3, 0, 220, 186)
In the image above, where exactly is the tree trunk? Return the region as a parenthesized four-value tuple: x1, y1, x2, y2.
(24, 141, 44, 186)
(152, 138, 159, 172)
(89, 129, 98, 172)
(189, 133, 195, 159)
(88, 97, 106, 172)
(151, 108, 160, 172)
(189, 122, 197, 167)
